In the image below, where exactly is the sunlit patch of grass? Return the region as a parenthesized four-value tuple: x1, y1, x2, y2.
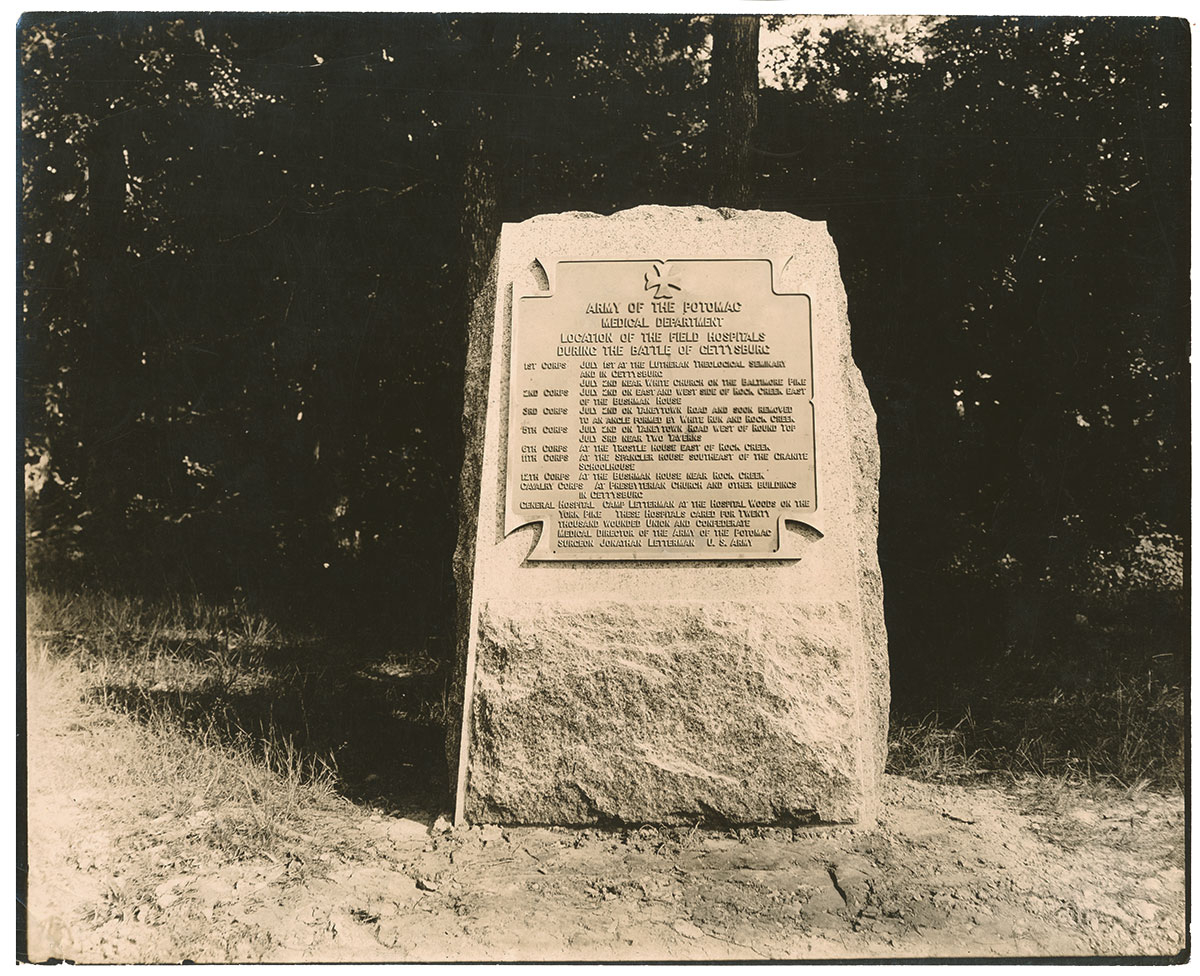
(28, 581, 449, 814)
(28, 587, 345, 864)
(128, 708, 342, 829)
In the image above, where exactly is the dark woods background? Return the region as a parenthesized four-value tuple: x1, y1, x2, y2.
(21, 15, 1189, 723)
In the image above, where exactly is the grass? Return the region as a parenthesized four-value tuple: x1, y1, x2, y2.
(887, 710, 986, 783)
(27, 601, 345, 871)
(29, 581, 1185, 841)
(887, 591, 1186, 795)
(887, 672, 1185, 792)
(24, 587, 458, 960)
(26, 586, 447, 958)
(26, 587, 449, 843)
(25, 582, 1186, 964)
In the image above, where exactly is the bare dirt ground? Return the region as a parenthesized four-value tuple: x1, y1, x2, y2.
(26, 657, 1186, 962)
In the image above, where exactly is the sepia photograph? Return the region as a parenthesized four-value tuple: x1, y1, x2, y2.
(19, 10, 1188, 962)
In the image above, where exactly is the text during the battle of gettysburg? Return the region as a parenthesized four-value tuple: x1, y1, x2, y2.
(506, 259, 817, 559)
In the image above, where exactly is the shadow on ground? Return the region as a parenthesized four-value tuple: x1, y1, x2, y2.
(90, 638, 450, 813)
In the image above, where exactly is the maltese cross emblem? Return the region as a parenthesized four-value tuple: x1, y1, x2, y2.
(644, 262, 682, 299)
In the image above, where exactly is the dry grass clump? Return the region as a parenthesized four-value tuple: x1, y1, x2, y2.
(887, 710, 985, 783)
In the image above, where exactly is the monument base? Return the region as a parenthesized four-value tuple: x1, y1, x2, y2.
(452, 207, 888, 826)
(467, 599, 877, 825)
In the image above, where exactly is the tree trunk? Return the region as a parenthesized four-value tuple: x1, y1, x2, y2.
(707, 15, 760, 208)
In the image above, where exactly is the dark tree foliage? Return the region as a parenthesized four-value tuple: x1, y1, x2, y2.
(22, 15, 473, 637)
(22, 15, 1188, 698)
(759, 16, 1188, 700)
(21, 13, 719, 638)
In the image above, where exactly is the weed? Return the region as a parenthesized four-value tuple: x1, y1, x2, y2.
(258, 732, 340, 816)
(237, 612, 278, 655)
(80, 878, 156, 926)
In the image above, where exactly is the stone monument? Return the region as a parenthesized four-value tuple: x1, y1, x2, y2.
(449, 206, 888, 826)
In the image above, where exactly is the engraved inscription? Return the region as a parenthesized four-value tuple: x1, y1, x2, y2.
(506, 259, 817, 560)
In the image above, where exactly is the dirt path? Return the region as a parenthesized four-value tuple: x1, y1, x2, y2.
(26, 662, 1185, 962)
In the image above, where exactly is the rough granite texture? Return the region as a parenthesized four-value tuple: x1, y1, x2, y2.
(451, 207, 888, 825)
